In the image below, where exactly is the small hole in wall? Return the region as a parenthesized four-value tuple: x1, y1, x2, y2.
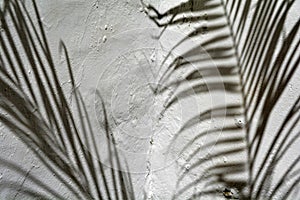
(223, 188, 239, 199)
(235, 117, 245, 128)
(223, 188, 233, 199)
(150, 138, 153, 145)
(185, 163, 191, 171)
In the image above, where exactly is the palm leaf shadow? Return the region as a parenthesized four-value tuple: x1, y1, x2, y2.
(143, 0, 300, 199)
(0, 0, 134, 199)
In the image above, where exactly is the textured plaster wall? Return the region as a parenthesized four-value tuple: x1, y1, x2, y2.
(1, 0, 300, 199)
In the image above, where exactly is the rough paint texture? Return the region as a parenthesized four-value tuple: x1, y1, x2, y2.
(1, 0, 300, 199)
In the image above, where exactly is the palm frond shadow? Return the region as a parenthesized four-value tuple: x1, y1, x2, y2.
(143, 0, 300, 199)
(0, 0, 134, 199)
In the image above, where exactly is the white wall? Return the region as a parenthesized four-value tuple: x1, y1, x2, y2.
(1, 0, 300, 199)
